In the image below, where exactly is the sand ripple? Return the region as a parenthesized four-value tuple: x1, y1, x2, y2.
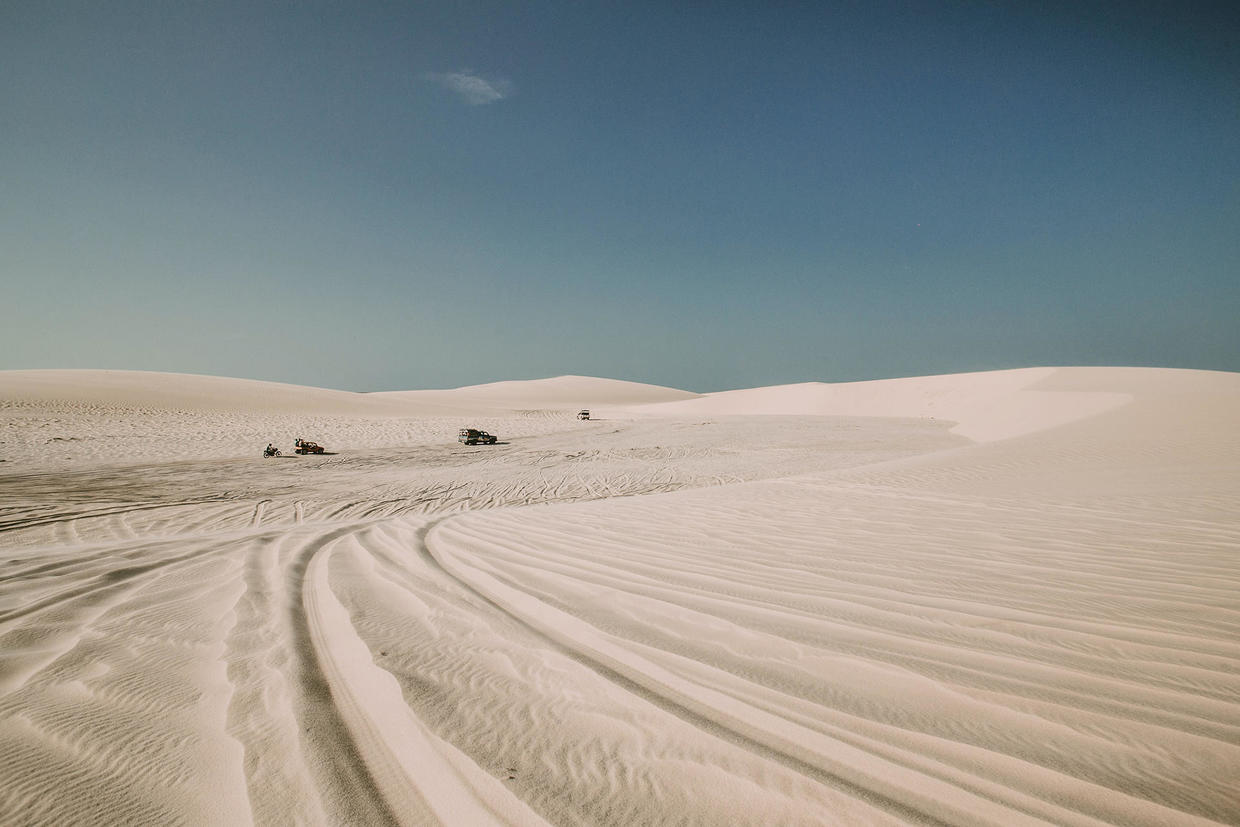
(2, 368, 1237, 825)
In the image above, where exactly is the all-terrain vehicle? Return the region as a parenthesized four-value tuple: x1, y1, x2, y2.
(458, 428, 498, 445)
(294, 438, 325, 454)
(577, 409, 590, 420)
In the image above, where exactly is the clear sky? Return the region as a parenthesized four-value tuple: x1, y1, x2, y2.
(3, 1, 1237, 392)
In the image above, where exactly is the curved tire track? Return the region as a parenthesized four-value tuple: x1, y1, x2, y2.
(301, 531, 548, 826)
(420, 515, 1125, 827)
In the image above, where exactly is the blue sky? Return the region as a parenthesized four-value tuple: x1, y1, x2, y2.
(3, 1, 1237, 392)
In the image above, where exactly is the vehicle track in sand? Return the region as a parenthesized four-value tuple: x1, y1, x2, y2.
(0, 416, 973, 825)
(4, 409, 1236, 825)
(414, 450, 1240, 827)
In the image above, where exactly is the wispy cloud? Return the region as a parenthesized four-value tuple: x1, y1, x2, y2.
(424, 70, 513, 105)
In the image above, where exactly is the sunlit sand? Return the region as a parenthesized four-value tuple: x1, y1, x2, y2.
(2, 367, 1237, 825)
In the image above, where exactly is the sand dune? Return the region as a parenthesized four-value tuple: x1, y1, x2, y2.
(372, 374, 700, 411)
(1, 367, 1237, 825)
(0, 370, 692, 416)
(624, 367, 1137, 442)
(0, 371, 696, 470)
(0, 369, 389, 414)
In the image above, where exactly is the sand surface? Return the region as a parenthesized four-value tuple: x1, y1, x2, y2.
(1, 367, 1237, 825)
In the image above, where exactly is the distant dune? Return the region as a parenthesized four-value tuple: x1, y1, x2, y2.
(0, 369, 393, 414)
(369, 374, 701, 411)
(623, 366, 1154, 442)
(0, 370, 698, 417)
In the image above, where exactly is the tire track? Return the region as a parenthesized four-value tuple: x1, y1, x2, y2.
(0, 499, 227, 535)
(301, 532, 549, 826)
(223, 529, 334, 825)
(0, 415, 1010, 823)
(250, 499, 271, 527)
(280, 522, 403, 827)
(0, 538, 243, 627)
(403, 515, 964, 827)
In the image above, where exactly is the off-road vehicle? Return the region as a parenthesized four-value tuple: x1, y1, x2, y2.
(458, 428, 498, 445)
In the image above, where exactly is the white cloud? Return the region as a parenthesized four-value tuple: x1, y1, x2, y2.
(425, 70, 513, 105)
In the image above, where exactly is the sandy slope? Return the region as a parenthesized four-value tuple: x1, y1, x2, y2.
(371, 374, 701, 411)
(0, 371, 695, 470)
(1, 367, 1237, 825)
(625, 367, 1133, 442)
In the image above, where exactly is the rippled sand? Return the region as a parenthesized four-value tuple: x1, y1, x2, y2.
(1, 368, 1237, 825)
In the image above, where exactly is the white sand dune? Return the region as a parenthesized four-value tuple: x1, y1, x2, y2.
(0, 369, 393, 414)
(0, 370, 694, 470)
(372, 374, 700, 411)
(0, 369, 692, 416)
(623, 366, 1134, 442)
(1, 367, 1237, 825)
